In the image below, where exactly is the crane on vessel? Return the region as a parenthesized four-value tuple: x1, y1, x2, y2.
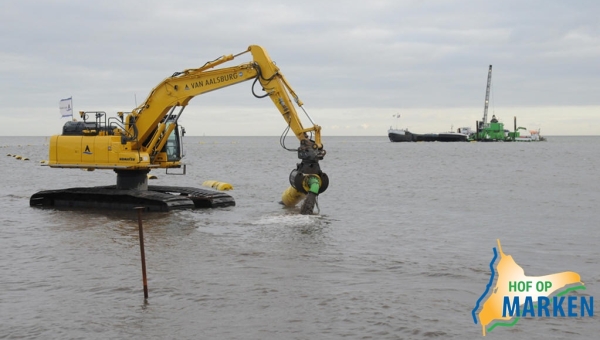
(482, 65, 492, 127)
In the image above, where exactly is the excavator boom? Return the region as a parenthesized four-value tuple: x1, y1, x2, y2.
(130, 46, 321, 152)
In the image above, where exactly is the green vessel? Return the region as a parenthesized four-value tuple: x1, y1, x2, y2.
(474, 115, 542, 142)
(472, 65, 545, 142)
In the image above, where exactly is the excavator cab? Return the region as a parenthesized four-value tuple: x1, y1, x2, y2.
(162, 123, 184, 162)
(151, 112, 185, 165)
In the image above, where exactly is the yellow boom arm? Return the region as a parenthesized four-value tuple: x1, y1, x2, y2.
(130, 45, 322, 154)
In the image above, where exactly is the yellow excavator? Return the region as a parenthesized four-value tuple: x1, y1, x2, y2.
(30, 45, 329, 214)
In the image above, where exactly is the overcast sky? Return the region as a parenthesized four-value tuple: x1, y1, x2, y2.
(1, 1, 598, 136)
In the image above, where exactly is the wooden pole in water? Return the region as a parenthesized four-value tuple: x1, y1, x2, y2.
(135, 207, 149, 299)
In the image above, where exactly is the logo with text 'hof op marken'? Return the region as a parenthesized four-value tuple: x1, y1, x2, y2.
(472, 240, 594, 336)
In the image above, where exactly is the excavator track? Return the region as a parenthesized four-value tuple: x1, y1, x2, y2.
(148, 185, 235, 209)
(30, 185, 235, 212)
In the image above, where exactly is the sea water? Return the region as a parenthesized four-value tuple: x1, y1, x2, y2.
(1, 136, 598, 339)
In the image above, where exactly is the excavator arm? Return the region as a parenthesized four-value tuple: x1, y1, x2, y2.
(129, 46, 322, 154)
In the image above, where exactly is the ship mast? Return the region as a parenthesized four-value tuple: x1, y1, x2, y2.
(482, 65, 492, 126)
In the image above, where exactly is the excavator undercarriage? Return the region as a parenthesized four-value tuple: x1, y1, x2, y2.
(30, 183, 235, 212)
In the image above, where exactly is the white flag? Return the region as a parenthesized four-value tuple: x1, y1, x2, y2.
(59, 97, 73, 118)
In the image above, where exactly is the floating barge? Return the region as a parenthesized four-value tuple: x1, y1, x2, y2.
(388, 128, 468, 142)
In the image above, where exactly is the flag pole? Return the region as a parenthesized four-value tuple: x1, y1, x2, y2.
(59, 96, 74, 119)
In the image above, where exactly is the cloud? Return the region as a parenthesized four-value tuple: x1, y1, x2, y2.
(0, 1, 599, 136)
